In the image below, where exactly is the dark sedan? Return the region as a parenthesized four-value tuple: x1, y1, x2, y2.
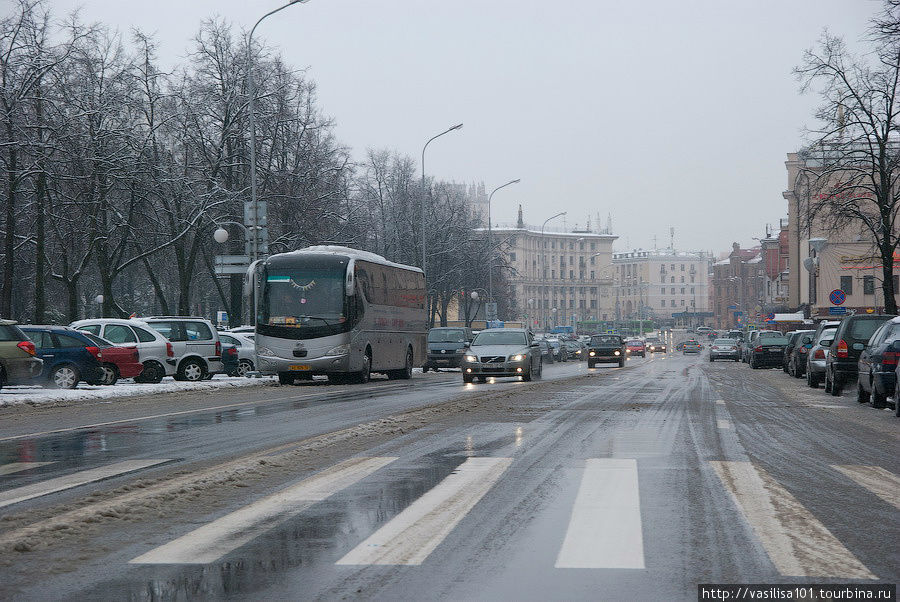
(587, 335, 626, 368)
(856, 317, 900, 408)
(749, 333, 790, 369)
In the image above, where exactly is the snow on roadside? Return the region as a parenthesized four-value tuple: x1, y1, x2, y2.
(0, 375, 275, 407)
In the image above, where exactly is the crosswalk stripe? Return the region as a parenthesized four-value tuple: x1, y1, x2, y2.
(715, 400, 726, 405)
(130, 456, 397, 564)
(555, 458, 645, 569)
(0, 459, 171, 508)
(830, 465, 900, 510)
(336, 457, 512, 566)
(0, 462, 54, 476)
(710, 461, 875, 579)
(717, 419, 732, 430)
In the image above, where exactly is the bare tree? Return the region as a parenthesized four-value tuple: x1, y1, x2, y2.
(795, 0, 900, 313)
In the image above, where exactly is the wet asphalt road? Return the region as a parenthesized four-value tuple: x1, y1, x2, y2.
(0, 346, 897, 601)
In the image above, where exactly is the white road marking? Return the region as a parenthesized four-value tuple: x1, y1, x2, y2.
(717, 419, 732, 430)
(337, 457, 512, 566)
(0, 462, 54, 476)
(0, 459, 171, 508)
(710, 461, 875, 579)
(715, 400, 726, 405)
(831, 465, 900, 510)
(130, 456, 397, 564)
(806, 404, 849, 409)
(555, 458, 645, 569)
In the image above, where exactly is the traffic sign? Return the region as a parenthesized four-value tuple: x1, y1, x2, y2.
(829, 306, 847, 315)
(485, 302, 498, 321)
(214, 254, 250, 277)
(829, 289, 846, 305)
(765, 312, 775, 321)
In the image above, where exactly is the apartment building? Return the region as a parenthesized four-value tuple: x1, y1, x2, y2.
(612, 248, 711, 323)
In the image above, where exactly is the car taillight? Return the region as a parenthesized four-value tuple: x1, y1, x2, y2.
(882, 351, 899, 366)
(836, 339, 849, 359)
(755, 346, 763, 352)
(166, 342, 174, 357)
(814, 348, 826, 359)
(85, 346, 101, 359)
(215, 341, 221, 356)
(228, 347, 237, 357)
(16, 341, 35, 356)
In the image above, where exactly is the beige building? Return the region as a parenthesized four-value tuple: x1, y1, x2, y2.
(613, 248, 711, 323)
(491, 209, 617, 331)
(784, 152, 899, 316)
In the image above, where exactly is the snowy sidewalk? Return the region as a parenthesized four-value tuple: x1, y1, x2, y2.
(0, 375, 274, 407)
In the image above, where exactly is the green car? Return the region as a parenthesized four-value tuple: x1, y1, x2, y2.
(0, 319, 43, 388)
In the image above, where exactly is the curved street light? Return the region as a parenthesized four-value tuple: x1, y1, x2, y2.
(486, 178, 520, 307)
(421, 123, 463, 276)
(539, 212, 566, 332)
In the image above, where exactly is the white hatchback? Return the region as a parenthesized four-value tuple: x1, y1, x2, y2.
(69, 318, 175, 382)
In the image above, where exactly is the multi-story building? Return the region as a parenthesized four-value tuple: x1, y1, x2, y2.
(711, 243, 766, 329)
(784, 151, 899, 317)
(759, 220, 791, 313)
(612, 248, 711, 324)
(490, 207, 617, 331)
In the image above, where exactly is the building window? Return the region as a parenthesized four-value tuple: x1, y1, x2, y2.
(660, 276, 665, 283)
(680, 264, 685, 271)
(590, 256, 595, 265)
(681, 299, 685, 306)
(569, 256, 574, 266)
(509, 252, 516, 262)
(569, 270, 574, 279)
(670, 264, 675, 270)
(569, 242, 574, 250)
(690, 276, 695, 283)
(552, 270, 555, 279)
(690, 287, 695, 294)
(590, 300, 597, 309)
(681, 287, 685, 294)
(670, 300, 676, 307)
(661, 287, 665, 294)
(661, 300, 665, 308)
(569, 299, 575, 309)
(864, 276, 875, 295)
(591, 243, 596, 251)
(680, 276, 685, 283)
(670, 287, 675, 294)
(590, 271, 595, 279)
(670, 276, 675, 283)
(840, 276, 852, 295)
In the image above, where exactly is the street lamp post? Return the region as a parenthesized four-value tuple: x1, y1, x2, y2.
(487, 178, 520, 307)
(247, 0, 307, 264)
(421, 123, 463, 276)
(214, 224, 262, 377)
(539, 212, 566, 332)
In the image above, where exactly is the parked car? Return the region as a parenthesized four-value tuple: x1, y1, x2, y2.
(644, 337, 667, 353)
(142, 317, 225, 381)
(894, 361, 900, 417)
(70, 318, 175, 383)
(749, 332, 790, 369)
(218, 332, 257, 377)
(682, 340, 702, 354)
(787, 331, 815, 378)
(824, 314, 893, 396)
(709, 338, 740, 362)
(743, 330, 778, 363)
(78, 332, 143, 385)
(20, 326, 104, 389)
(0, 319, 43, 389)
(856, 316, 900, 408)
(587, 334, 626, 368)
(783, 330, 814, 374)
(461, 328, 542, 383)
(806, 321, 840, 388)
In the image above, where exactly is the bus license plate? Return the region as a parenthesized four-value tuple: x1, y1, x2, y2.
(289, 365, 311, 371)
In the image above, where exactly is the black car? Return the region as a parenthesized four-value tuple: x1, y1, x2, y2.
(587, 335, 626, 368)
(644, 337, 667, 353)
(787, 331, 815, 378)
(749, 333, 790, 369)
(783, 330, 814, 374)
(537, 339, 555, 364)
(423, 327, 472, 372)
(824, 314, 892, 396)
(856, 317, 900, 408)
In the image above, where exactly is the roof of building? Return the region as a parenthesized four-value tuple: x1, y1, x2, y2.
(482, 226, 617, 239)
(613, 248, 707, 261)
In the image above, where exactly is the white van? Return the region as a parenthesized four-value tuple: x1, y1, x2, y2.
(143, 317, 225, 381)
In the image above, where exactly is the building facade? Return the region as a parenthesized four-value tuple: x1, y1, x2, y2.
(491, 211, 617, 331)
(711, 243, 766, 329)
(784, 152, 899, 317)
(612, 249, 711, 323)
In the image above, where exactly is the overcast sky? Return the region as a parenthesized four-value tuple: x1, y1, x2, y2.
(38, 0, 877, 255)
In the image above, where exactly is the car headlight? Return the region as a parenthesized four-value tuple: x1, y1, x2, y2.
(257, 346, 276, 356)
(589, 351, 595, 356)
(649, 346, 655, 350)
(465, 354, 477, 362)
(326, 344, 350, 356)
(614, 350, 620, 356)
(509, 354, 525, 361)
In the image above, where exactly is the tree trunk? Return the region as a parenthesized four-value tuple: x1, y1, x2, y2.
(2, 120, 17, 318)
(881, 240, 897, 314)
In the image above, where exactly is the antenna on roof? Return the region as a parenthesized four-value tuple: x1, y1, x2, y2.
(607, 213, 612, 234)
(669, 227, 675, 250)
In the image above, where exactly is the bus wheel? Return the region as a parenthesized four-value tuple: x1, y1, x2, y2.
(353, 351, 371, 384)
(388, 348, 413, 380)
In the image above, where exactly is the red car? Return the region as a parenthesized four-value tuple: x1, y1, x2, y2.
(80, 332, 143, 385)
(626, 339, 646, 358)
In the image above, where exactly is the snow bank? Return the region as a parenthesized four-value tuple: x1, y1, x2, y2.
(0, 375, 274, 407)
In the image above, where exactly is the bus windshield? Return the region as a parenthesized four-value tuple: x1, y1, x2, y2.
(261, 266, 347, 329)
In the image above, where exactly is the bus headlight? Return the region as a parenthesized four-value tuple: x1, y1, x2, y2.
(326, 344, 350, 356)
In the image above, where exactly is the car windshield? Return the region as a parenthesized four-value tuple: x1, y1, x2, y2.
(428, 329, 467, 343)
(590, 336, 620, 345)
(471, 331, 527, 346)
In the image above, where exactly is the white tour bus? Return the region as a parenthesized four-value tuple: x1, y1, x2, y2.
(250, 246, 426, 385)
